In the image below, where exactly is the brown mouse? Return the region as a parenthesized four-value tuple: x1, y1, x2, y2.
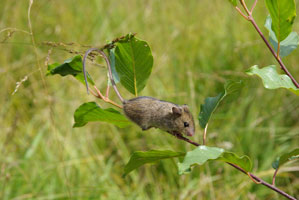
(83, 48, 195, 136)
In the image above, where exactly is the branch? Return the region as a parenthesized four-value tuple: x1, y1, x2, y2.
(172, 135, 296, 200)
(170, 131, 201, 146)
(235, 1, 299, 88)
(248, 17, 299, 88)
(93, 86, 123, 108)
(250, 0, 258, 14)
(240, 0, 250, 15)
(235, 7, 249, 20)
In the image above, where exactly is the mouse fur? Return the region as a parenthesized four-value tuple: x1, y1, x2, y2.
(123, 96, 195, 136)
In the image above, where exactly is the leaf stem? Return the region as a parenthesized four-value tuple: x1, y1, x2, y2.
(172, 135, 296, 199)
(272, 168, 279, 186)
(203, 123, 208, 145)
(277, 42, 280, 58)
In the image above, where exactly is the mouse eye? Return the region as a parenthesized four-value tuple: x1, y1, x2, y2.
(184, 122, 189, 127)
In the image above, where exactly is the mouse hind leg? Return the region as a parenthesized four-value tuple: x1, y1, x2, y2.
(140, 118, 153, 131)
(127, 116, 152, 131)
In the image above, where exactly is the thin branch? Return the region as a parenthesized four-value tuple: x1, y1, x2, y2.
(93, 86, 105, 99)
(106, 86, 110, 98)
(235, 7, 249, 20)
(173, 135, 296, 200)
(248, 16, 299, 88)
(240, 0, 250, 15)
(249, 173, 296, 200)
(106, 99, 123, 109)
(170, 132, 201, 146)
(250, 0, 258, 14)
(88, 87, 99, 98)
(236, 0, 299, 88)
(93, 86, 123, 109)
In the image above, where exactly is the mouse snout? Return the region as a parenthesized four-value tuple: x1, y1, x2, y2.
(186, 128, 195, 136)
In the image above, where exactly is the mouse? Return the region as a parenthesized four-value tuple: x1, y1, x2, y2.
(82, 48, 195, 137)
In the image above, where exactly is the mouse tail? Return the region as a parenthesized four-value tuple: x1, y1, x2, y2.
(82, 48, 125, 103)
(83, 48, 99, 94)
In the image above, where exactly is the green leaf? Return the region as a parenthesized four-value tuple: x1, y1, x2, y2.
(178, 146, 224, 174)
(124, 150, 185, 176)
(265, 16, 299, 57)
(227, 0, 237, 6)
(225, 80, 244, 95)
(272, 159, 279, 169)
(198, 92, 225, 128)
(108, 48, 120, 85)
(265, 0, 296, 42)
(246, 65, 299, 95)
(198, 80, 243, 128)
(47, 55, 94, 85)
(178, 146, 252, 175)
(73, 102, 131, 128)
(272, 148, 299, 169)
(114, 34, 154, 95)
(218, 152, 252, 172)
(275, 32, 299, 57)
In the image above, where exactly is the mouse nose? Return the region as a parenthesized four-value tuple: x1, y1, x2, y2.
(186, 129, 194, 136)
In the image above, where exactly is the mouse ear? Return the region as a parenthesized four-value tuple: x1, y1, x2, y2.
(172, 107, 182, 117)
(182, 104, 189, 112)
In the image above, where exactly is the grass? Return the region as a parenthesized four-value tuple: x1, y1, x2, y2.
(0, 0, 298, 199)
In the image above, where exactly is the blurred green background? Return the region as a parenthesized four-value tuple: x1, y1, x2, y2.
(0, 0, 298, 199)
